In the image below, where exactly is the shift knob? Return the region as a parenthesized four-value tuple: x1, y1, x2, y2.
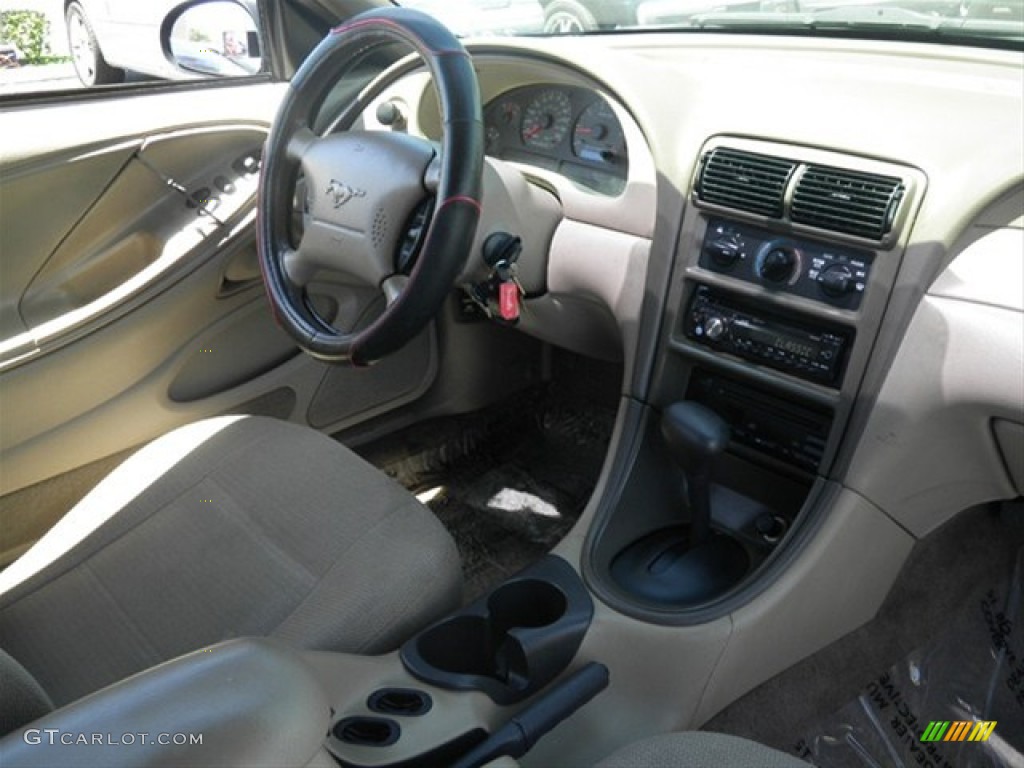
(661, 402, 730, 547)
(661, 402, 730, 478)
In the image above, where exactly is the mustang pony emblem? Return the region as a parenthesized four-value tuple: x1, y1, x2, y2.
(326, 180, 366, 209)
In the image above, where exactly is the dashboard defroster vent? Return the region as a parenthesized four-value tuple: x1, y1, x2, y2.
(697, 148, 796, 218)
(792, 165, 905, 240)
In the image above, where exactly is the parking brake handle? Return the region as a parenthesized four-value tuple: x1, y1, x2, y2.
(449, 661, 610, 768)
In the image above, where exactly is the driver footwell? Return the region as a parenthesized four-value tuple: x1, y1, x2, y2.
(356, 353, 620, 601)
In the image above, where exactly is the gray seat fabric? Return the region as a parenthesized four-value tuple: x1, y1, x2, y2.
(0, 415, 462, 722)
(0, 649, 53, 737)
(595, 732, 811, 768)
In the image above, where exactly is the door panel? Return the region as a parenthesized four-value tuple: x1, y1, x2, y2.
(0, 83, 441, 557)
(18, 156, 181, 330)
(167, 298, 304, 403)
(16, 126, 266, 340)
(0, 143, 138, 344)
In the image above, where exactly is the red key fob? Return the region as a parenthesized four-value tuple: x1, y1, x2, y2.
(498, 281, 520, 321)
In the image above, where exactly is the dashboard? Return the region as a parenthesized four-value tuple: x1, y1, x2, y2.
(363, 36, 1022, 548)
(363, 37, 1021, 601)
(483, 85, 629, 196)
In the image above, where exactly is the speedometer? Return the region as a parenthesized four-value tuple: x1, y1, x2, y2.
(573, 100, 625, 165)
(521, 90, 572, 150)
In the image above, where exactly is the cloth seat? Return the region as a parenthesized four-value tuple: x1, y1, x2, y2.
(595, 732, 811, 767)
(0, 415, 462, 731)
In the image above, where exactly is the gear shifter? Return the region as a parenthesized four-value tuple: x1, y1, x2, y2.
(610, 402, 749, 607)
(661, 402, 729, 549)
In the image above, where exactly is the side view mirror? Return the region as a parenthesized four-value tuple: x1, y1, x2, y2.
(167, 0, 262, 78)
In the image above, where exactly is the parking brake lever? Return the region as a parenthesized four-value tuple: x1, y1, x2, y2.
(449, 662, 610, 768)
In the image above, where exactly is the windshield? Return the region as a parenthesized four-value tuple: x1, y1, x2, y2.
(395, 0, 1024, 47)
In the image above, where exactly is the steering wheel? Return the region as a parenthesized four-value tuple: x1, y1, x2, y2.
(258, 8, 483, 365)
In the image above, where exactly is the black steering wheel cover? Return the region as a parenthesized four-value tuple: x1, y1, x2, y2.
(258, 8, 483, 365)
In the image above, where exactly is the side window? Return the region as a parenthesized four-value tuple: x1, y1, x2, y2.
(0, 0, 265, 97)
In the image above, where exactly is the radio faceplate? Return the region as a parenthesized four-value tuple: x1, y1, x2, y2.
(700, 217, 874, 310)
(685, 286, 852, 386)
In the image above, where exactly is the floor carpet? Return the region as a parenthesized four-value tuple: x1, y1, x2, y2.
(356, 357, 619, 601)
(704, 501, 1024, 761)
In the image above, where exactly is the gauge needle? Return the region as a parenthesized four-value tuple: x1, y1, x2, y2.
(524, 125, 542, 138)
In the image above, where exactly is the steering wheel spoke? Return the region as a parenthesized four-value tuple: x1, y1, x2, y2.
(286, 125, 319, 164)
(424, 153, 442, 194)
(257, 8, 483, 365)
(382, 274, 410, 307)
(281, 246, 314, 287)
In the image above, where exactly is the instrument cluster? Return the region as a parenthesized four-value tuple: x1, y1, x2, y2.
(484, 85, 629, 196)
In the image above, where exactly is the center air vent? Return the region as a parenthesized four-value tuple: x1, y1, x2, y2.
(696, 148, 797, 218)
(792, 165, 905, 240)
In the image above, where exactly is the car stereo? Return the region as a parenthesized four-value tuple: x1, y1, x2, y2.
(684, 286, 852, 386)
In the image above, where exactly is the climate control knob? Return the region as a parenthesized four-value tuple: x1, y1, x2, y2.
(704, 235, 743, 268)
(818, 264, 855, 298)
(758, 247, 798, 283)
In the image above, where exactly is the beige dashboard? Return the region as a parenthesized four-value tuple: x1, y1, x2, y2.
(361, 32, 1023, 539)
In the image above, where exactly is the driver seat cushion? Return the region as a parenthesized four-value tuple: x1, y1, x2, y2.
(0, 415, 462, 711)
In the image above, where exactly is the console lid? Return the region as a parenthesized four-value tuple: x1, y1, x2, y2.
(0, 638, 331, 767)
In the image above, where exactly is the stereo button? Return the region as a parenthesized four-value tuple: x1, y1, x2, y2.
(705, 316, 728, 340)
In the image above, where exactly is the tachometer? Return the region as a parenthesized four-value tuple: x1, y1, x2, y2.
(485, 98, 524, 156)
(572, 100, 626, 165)
(521, 90, 572, 150)
(499, 101, 521, 127)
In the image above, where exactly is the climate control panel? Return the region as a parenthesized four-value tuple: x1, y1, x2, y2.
(699, 217, 873, 310)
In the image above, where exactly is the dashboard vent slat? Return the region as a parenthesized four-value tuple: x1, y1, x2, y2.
(792, 165, 905, 240)
(697, 148, 797, 218)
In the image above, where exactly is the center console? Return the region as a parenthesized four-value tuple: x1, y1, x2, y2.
(319, 555, 603, 767)
(584, 135, 926, 620)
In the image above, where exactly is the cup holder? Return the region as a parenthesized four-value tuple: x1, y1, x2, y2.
(367, 688, 432, 717)
(489, 579, 568, 629)
(401, 556, 593, 705)
(415, 616, 495, 678)
(333, 716, 400, 747)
